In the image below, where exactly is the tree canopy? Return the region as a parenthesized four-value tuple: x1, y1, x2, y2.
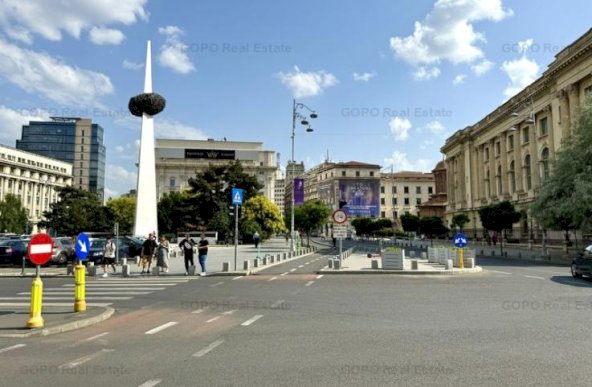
(241, 195, 286, 240)
(294, 200, 331, 246)
(400, 213, 420, 235)
(0, 194, 28, 234)
(106, 196, 136, 235)
(450, 213, 470, 232)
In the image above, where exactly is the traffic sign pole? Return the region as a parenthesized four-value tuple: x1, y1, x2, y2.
(26, 233, 53, 329)
(26, 272, 44, 328)
(74, 233, 90, 312)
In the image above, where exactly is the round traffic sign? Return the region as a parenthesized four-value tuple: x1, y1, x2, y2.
(27, 233, 54, 265)
(332, 209, 348, 224)
(453, 233, 468, 248)
(75, 232, 90, 261)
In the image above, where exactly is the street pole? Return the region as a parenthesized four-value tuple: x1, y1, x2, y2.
(234, 205, 238, 271)
(290, 98, 296, 254)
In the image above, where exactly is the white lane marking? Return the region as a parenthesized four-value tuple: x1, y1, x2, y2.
(298, 265, 304, 268)
(0, 344, 26, 354)
(304, 262, 310, 265)
(316, 274, 324, 279)
(58, 348, 114, 369)
(268, 277, 278, 282)
(289, 268, 297, 272)
(524, 275, 545, 280)
(222, 310, 236, 315)
(280, 272, 289, 276)
(138, 380, 162, 387)
(83, 332, 110, 342)
(241, 315, 263, 326)
(271, 300, 285, 308)
(144, 321, 178, 335)
(305, 281, 314, 287)
(232, 276, 243, 280)
(192, 339, 224, 357)
(192, 308, 207, 314)
(487, 270, 512, 275)
(206, 316, 221, 323)
(210, 282, 224, 287)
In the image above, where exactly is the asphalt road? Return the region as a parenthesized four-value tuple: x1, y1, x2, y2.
(1, 251, 592, 387)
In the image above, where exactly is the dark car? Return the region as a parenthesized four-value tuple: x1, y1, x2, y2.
(87, 236, 144, 264)
(0, 239, 29, 265)
(571, 244, 592, 278)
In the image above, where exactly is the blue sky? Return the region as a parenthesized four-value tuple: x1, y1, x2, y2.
(0, 0, 591, 199)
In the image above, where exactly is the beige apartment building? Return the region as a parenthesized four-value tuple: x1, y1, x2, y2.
(0, 144, 72, 232)
(441, 28, 592, 240)
(380, 172, 435, 224)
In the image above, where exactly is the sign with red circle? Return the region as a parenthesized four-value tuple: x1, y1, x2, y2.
(332, 209, 348, 224)
(27, 233, 54, 265)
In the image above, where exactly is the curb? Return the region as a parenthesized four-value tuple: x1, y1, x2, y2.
(318, 266, 483, 275)
(0, 306, 115, 338)
(248, 250, 317, 274)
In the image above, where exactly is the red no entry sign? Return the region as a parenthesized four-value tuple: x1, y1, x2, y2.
(28, 233, 53, 265)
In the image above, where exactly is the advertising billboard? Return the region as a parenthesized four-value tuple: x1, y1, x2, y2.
(338, 179, 379, 217)
(294, 178, 304, 205)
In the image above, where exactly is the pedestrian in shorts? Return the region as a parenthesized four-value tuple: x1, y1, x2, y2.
(102, 235, 117, 278)
(141, 232, 158, 274)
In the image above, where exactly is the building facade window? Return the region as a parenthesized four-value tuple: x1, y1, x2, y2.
(380, 186, 385, 194)
(495, 141, 501, 156)
(392, 198, 397, 205)
(415, 186, 421, 194)
(524, 155, 532, 190)
(404, 198, 409, 205)
(341, 171, 346, 177)
(392, 186, 397, 194)
(508, 134, 514, 150)
(509, 161, 516, 193)
(356, 171, 360, 177)
(404, 186, 409, 194)
(541, 148, 550, 180)
(522, 127, 529, 143)
(484, 147, 489, 161)
(539, 117, 548, 136)
(496, 166, 502, 196)
(381, 211, 385, 218)
(428, 186, 433, 194)
(416, 198, 421, 205)
(380, 198, 385, 205)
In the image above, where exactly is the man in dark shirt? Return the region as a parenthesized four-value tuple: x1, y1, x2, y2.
(179, 233, 196, 275)
(198, 233, 209, 276)
(141, 232, 158, 274)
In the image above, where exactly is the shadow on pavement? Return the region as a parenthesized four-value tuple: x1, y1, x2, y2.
(550, 275, 592, 287)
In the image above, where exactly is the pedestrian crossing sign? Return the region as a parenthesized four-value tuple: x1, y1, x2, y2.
(232, 188, 244, 205)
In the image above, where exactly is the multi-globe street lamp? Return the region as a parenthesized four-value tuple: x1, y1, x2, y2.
(290, 99, 317, 253)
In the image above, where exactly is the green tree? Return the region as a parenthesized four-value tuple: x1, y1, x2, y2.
(478, 201, 521, 254)
(450, 213, 470, 233)
(350, 217, 373, 237)
(38, 186, 113, 236)
(186, 161, 263, 240)
(0, 194, 28, 234)
(158, 191, 194, 239)
(106, 196, 135, 235)
(530, 96, 592, 247)
(241, 195, 287, 241)
(400, 213, 420, 236)
(294, 200, 331, 246)
(419, 216, 448, 246)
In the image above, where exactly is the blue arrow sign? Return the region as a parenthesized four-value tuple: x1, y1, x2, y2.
(75, 232, 90, 261)
(231, 188, 244, 205)
(453, 233, 468, 248)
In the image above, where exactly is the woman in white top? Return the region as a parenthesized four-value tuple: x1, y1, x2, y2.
(102, 236, 117, 277)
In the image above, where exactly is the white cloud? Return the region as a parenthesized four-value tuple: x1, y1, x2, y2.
(501, 39, 540, 99)
(0, 38, 114, 105)
(277, 66, 338, 98)
(413, 66, 441, 81)
(389, 117, 412, 142)
(353, 72, 375, 82)
(390, 0, 512, 75)
(105, 164, 138, 198)
(0, 105, 51, 146)
(157, 25, 195, 74)
(155, 118, 208, 139)
(471, 59, 494, 75)
(0, 0, 148, 44)
(425, 120, 446, 135)
(453, 74, 467, 85)
(89, 26, 125, 45)
(122, 59, 144, 70)
(383, 151, 433, 173)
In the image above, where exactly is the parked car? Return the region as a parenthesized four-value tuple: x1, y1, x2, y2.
(571, 244, 592, 278)
(86, 236, 144, 264)
(51, 237, 75, 265)
(0, 239, 29, 265)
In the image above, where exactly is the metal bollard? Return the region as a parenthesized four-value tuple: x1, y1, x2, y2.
(74, 264, 86, 312)
(26, 274, 44, 328)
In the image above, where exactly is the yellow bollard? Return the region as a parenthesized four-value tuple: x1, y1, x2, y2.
(26, 276, 44, 328)
(458, 248, 464, 269)
(74, 264, 86, 312)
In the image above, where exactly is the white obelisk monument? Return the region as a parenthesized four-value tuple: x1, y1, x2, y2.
(133, 41, 158, 237)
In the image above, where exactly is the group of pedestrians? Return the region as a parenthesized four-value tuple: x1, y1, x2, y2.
(99, 231, 209, 276)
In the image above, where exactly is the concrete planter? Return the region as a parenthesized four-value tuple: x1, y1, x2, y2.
(381, 249, 405, 270)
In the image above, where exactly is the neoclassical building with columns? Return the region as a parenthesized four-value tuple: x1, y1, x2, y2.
(441, 28, 592, 241)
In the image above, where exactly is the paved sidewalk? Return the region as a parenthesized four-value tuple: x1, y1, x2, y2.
(0, 304, 114, 338)
(319, 252, 482, 275)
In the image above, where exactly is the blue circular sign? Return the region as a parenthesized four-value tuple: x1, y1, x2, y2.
(453, 233, 468, 248)
(75, 232, 90, 261)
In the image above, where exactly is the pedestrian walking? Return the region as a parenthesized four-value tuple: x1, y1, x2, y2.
(198, 233, 209, 276)
(157, 235, 170, 273)
(253, 231, 260, 249)
(141, 232, 158, 274)
(179, 233, 196, 275)
(102, 235, 116, 277)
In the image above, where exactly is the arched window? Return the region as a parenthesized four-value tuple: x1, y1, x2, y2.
(524, 155, 532, 190)
(541, 148, 550, 180)
(509, 161, 516, 193)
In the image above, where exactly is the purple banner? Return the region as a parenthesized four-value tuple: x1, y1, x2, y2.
(294, 178, 304, 205)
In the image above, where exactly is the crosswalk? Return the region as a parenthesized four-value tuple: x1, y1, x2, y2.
(0, 276, 192, 306)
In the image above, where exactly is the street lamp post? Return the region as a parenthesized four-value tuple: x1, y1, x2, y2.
(290, 98, 317, 253)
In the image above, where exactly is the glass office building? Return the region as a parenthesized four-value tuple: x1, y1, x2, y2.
(16, 117, 106, 202)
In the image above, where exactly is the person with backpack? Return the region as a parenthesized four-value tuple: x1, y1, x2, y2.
(102, 235, 117, 278)
(141, 232, 158, 274)
(179, 233, 196, 275)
